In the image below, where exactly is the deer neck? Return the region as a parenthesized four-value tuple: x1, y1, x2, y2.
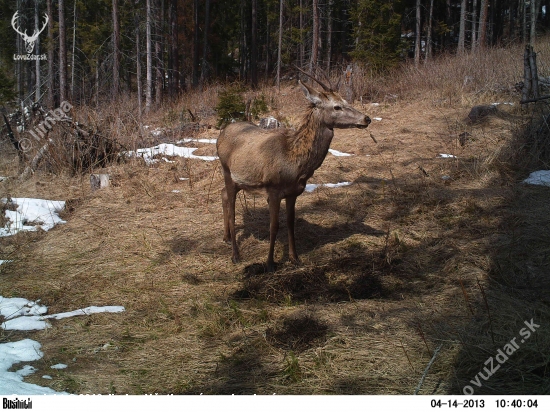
(289, 107, 334, 173)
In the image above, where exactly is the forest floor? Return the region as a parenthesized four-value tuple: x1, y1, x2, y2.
(1, 74, 550, 394)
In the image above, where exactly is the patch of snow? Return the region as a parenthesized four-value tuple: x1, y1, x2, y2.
(127, 143, 218, 164)
(0, 198, 65, 237)
(370, 103, 380, 106)
(171, 190, 181, 193)
(178, 138, 217, 144)
(373, 117, 383, 121)
(16, 365, 37, 377)
(42, 305, 125, 321)
(179, 177, 189, 181)
(0, 339, 64, 394)
(0, 298, 125, 394)
(523, 170, 550, 187)
(259, 116, 281, 129)
(0, 297, 48, 320)
(0, 260, 13, 266)
(151, 128, 164, 136)
(328, 149, 354, 157)
(1, 296, 125, 331)
(304, 182, 352, 193)
(491, 102, 515, 106)
(0, 177, 7, 182)
(438, 153, 457, 159)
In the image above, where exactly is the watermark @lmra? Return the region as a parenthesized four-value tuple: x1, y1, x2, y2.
(19, 101, 73, 152)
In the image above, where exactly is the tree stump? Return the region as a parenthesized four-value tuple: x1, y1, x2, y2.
(90, 174, 110, 191)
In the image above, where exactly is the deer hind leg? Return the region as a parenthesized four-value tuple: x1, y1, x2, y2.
(267, 192, 282, 272)
(286, 196, 300, 264)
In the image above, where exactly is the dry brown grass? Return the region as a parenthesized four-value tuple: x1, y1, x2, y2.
(1, 40, 550, 395)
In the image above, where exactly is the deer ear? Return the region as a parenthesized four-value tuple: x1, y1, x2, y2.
(299, 80, 323, 105)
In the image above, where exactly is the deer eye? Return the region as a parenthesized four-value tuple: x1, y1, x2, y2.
(334, 105, 342, 111)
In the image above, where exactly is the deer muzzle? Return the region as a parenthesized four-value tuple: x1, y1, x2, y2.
(357, 116, 371, 129)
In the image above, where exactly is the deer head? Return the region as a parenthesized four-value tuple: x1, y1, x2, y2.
(299, 80, 371, 130)
(12, 11, 49, 54)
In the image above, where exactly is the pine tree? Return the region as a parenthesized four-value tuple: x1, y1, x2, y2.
(350, 0, 404, 71)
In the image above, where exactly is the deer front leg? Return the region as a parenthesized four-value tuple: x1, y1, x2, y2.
(286, 196, 300, 264)
(267, 193, 281, 272)
(225, 183, 240, 264)
(221, 187, 230, 242)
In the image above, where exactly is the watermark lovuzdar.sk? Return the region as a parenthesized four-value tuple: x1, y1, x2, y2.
(463, 319, 540, 395)
(19, 101, 73, 152)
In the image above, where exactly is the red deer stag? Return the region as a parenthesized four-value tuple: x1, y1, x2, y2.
(216, 76, 371, 272)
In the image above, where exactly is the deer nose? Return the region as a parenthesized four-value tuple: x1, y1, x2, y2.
(365, 116, 371, 126)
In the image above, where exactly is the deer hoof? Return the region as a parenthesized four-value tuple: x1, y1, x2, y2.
(290, 257, 301, 265)
(231, 255, 240, 264)
(266, 262, 276, 272)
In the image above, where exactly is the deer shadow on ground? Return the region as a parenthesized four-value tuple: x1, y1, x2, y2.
(238, 199, 385, 256)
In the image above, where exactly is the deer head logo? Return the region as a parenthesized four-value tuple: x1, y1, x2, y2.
(11, 11, 49, 54)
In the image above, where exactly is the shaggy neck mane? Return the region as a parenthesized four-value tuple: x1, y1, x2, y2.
(286, 105, 332, 164)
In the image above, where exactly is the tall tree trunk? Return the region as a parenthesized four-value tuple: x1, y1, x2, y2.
(445, 0, 452, 50)
(136, 14, 142, 121)
(192, 0, 199, 88)
(251, 0, 258, 88)
(239, 0, 246, 80)
(326, 0, 333, 72)
(265, 13, 270, 80)
(173, 0, 181, 92)
(309, 0, 319, 71)
(16, 0, 22, 103)
(168, 0, 173, 97)
(59, 0, 67, 102)
(46, 0, 55, 107)
(155, 0, 164, 105)
(520, 0, 527, 44)
(35, 1, 41, 103)
(200, 0, 210, 87)
(95, 59, 99, 107)
(531, 0, 539, 44)
(276, 0, 283, 90)
(169, 0, 179, 96)
(112, 0, 120, 98)
(458, 0, 467, 54)
(146, 0, 153, 112)
(415, 0, 421, 65)
(471, 0, 478, 52)
(425, 0, 434, 62)
(299, 0, 304, 67)
(478, 0, 489, 48)
(71, 1, 76, 100)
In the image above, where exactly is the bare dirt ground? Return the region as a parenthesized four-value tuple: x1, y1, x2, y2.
(1, 83, 549, 395)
